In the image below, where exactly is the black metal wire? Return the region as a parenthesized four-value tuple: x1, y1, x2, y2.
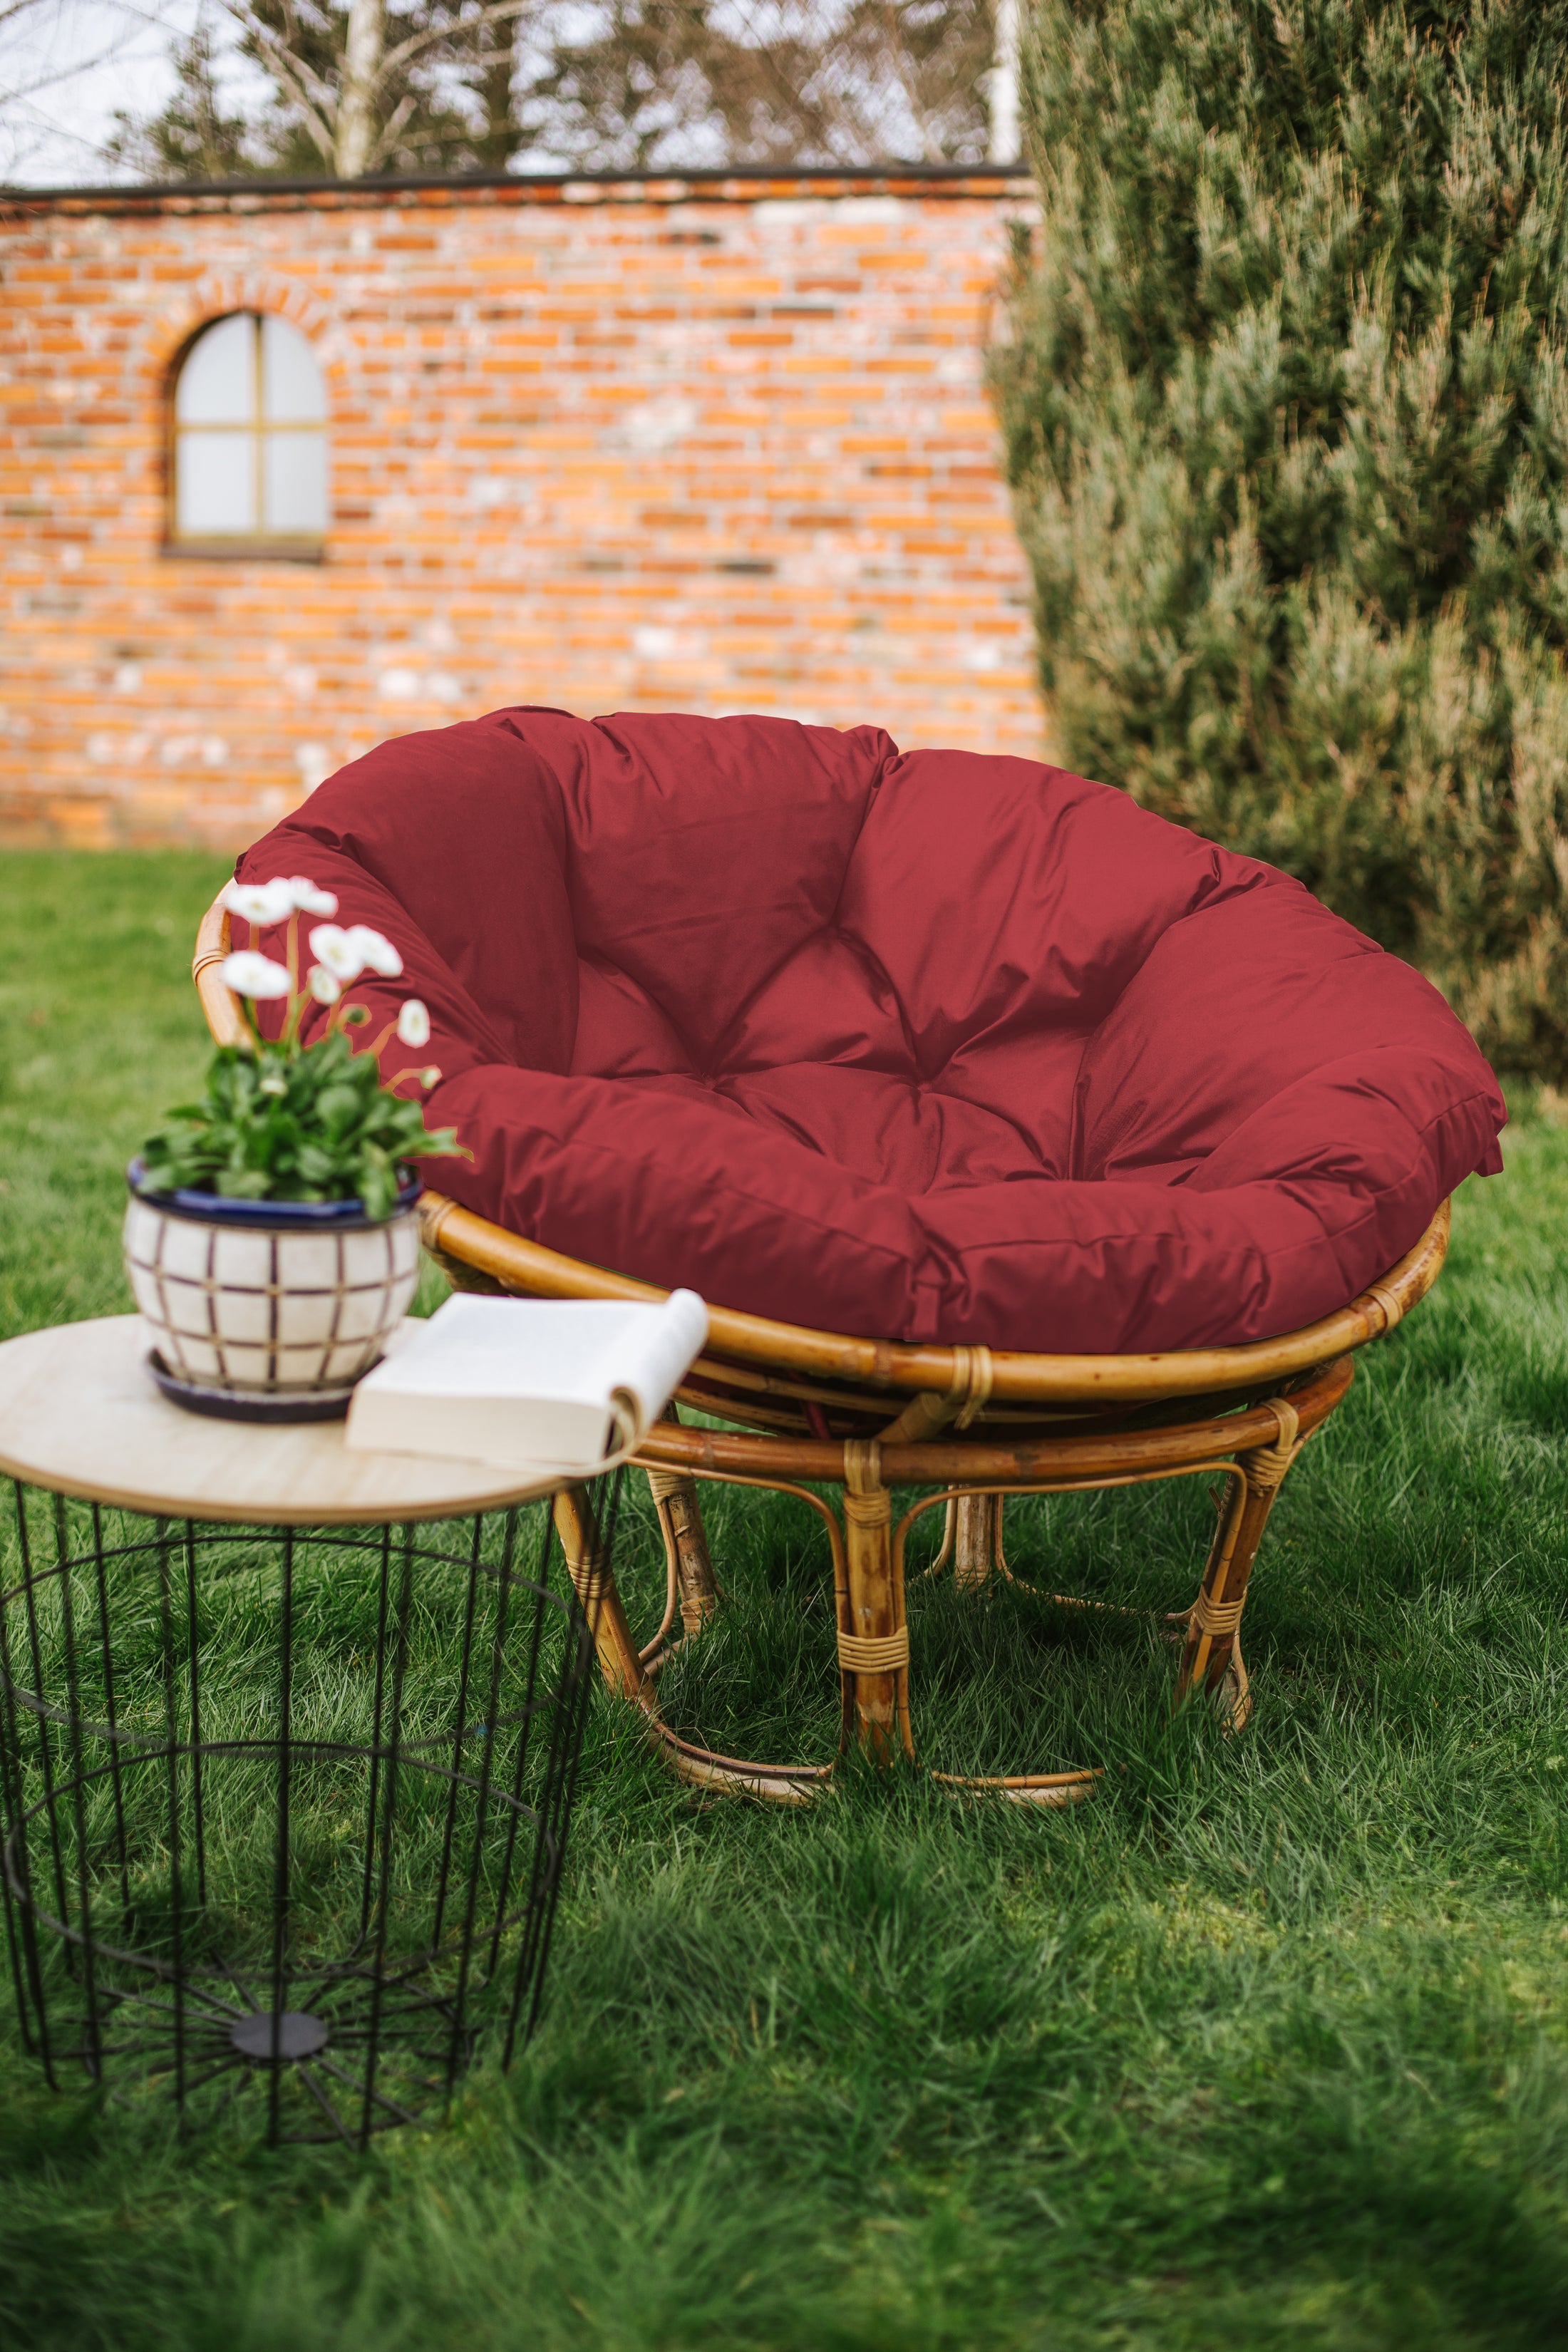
(16, 1490, 71, 1963)
(0, 1482, 47, 2070)
(154, 1517, 187, 2109)
(430, 1512, 485, 1958)
(268, 1526, 295, 2145)
(358, 1522, 414, 2152)
(526, 1470, 619, 2047)
(52, 1495, 102, 2079)
(183, 1522, 207, 1909)
(487, 1503, 555, 1992)
(502, 1473, 614, 2065)
(445, 1506, 517, 2096)
(1, 1485, 611, 2148)
(357, 1525, 394, 1951)
(89, 1505, 130, 1912)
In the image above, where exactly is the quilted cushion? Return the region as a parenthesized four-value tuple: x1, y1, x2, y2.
(237, 708, 1505, 1353)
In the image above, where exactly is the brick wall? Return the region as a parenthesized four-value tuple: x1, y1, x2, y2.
(0, 168, 1046, 847)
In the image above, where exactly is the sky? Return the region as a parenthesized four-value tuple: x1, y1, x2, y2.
(0, 0, 207, 182)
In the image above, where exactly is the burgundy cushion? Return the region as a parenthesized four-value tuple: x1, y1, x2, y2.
(237, 708, 1505, 1351)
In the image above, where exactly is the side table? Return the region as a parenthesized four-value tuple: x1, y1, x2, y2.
(0, 1316, 624, 2150)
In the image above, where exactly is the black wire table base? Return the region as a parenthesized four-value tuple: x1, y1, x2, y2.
(0, 1473, 619, 2147)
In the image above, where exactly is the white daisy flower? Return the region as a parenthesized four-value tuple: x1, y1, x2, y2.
(220, 877, 296, 927)
(218, 951, 293, 1000)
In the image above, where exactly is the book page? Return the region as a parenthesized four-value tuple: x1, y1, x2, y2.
(592, 1288, 708, 1443)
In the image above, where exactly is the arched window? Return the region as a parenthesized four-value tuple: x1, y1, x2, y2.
(171, 312, 327, 552)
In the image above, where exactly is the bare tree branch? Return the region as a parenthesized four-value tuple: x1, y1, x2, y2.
(217, 0, 339, 115)
(363, 77, 413, 164)
(373, 0, 532, 91)
(240, 33, 336, 155)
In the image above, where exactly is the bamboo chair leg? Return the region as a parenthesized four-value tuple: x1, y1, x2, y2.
(1174, 1408, 1302, 1726)
(668, 1484, 720, 1631)
(644, 1416, 720, 1637)
(553, 1487, 647, 1701)
(840, 1442, 911, 1763)
(653, 1479, 720, 1636)
(953, 1491, 1000, 1589)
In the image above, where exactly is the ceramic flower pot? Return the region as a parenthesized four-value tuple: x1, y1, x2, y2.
(123, 1160, 423, 1420)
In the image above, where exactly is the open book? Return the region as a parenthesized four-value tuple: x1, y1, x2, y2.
(344, 1289, 709, 1473)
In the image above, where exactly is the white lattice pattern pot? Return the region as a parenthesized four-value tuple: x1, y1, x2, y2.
(124, 1165, 422, 1408)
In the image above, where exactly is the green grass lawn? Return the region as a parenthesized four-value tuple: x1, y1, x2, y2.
(4, 849, 1568, 2351)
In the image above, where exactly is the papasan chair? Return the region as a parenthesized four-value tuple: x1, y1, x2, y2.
(196, 709, 1506, 1804)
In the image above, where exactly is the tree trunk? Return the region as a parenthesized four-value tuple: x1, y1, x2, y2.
(336, 0, 385, 177)
(988, 0, 1021, 163)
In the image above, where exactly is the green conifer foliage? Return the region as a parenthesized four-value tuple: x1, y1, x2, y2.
(995, 0, 1568, 1076)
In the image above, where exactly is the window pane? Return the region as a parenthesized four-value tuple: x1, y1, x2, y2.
(262, 316, 326, 423)
(262, 430, 327, 534)
(176, 314, 256, 425)
(177, 430, 257, 535)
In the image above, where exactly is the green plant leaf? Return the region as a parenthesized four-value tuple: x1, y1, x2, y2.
(138, 1028, 465, 1213)
(214, 1165, 275, 1200)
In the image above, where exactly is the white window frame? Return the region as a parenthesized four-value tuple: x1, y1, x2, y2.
(168, 311, 328, 559)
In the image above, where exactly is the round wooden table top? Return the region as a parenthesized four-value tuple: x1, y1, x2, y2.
(0, 1316, 597, 1525)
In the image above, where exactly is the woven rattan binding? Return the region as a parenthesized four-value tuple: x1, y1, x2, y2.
(837, 1629, 911, 1672)
(1244, 1397, 1301, 1492)
(1366, 1281, 1403, 1333)
(1187, 1589, 1246, 1639)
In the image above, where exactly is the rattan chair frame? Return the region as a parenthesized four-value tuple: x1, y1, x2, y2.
(195, 892, 1448, 1805)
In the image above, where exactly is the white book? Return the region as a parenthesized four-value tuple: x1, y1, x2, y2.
(345, 1289, 709, 1474)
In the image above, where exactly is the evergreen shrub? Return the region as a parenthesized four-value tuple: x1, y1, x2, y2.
(995, 0, 1568, 1077)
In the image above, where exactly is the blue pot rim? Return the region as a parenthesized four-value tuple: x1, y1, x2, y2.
(127, 1157, 422, 1230)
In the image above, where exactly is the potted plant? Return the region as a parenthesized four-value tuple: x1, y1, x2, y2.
(124, 875, 464, 1420)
